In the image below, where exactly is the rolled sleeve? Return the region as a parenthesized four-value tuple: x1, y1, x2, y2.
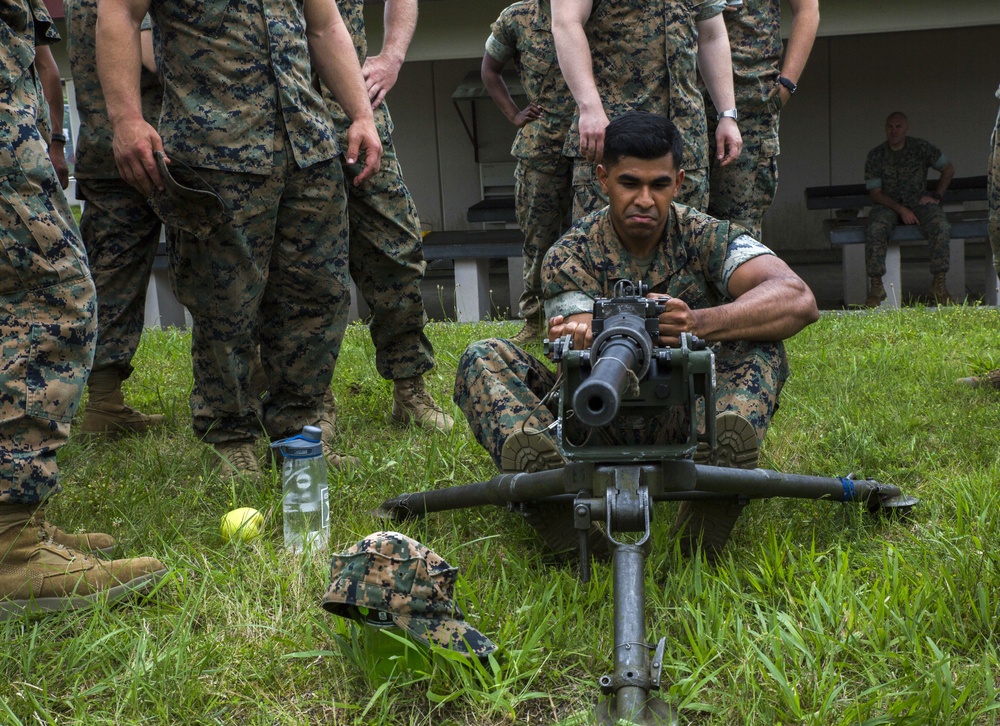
(721, 234, 775, 296)
(865, 178, 882, 191)
(932, 153, 949, 172)
(485, 33, 515, 64)
(545, 290, 594, 321)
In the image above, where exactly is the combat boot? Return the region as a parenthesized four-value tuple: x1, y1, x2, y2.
(34, 509, 116, 555)
(931, 273, 958, 305)
(391, 376, 454, 433)
(81, 369, 164, 435)
(675, 412, 759, 563)
(212, 440, 262, 481)
(511, 316, 544, 346)
(0, 504, 167, 621)
(864, 277, 886, 308)
(501, 428, 611, 560)
(957, 369, 1000, 389)
(314, 392, 359, 470)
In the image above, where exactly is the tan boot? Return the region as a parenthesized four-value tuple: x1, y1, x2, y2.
(81, 369, 164, 435)
(511, 316, 543, 346)
(212, 440, 262, 481)
(391, 376, 454, 433)
(931, 272, 958, 305)
(864, 277, 887, 308)
(313, 390, 358, 470)
(34, 509, 116, 555)
(0, 504, 166, 621)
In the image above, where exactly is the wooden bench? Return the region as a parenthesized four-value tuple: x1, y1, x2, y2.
(805, 176, 994, 307)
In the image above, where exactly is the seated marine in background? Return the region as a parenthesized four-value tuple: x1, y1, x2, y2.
(453, 111, 819, 560)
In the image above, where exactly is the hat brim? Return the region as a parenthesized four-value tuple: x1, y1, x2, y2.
(392, 613, 497, 659)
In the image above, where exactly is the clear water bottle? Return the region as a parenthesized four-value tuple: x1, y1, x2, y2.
(270, 425, 329, 553)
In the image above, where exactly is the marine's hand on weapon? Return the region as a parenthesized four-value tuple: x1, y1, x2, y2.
(547, 313, 594, 356)
(112, 118, 166, 197)
(344, 119, 384, 185)
(647, 293, 699, 347)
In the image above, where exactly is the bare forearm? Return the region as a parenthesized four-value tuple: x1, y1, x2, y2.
(781, 0, 820, 85)
(379, 0, 417, 70)
(309, 20, 374, 124)
(34, 46, 64, 135)
(482, 55, 519, 125)
(552, 0, 602, 116)
(692, 277, 818, 342)
(97, 0, 148, 128)
(697, 14, 736, 113)
(936, 163, 955, 197)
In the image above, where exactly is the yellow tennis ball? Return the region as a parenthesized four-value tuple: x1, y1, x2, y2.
(221, 507, 264, 543)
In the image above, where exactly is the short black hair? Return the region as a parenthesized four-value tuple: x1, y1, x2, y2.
(603, 111, 684, 169)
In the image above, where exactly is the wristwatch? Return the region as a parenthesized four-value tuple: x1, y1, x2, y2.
(778, 76, 798, 94)
(717, 109, 738, 121)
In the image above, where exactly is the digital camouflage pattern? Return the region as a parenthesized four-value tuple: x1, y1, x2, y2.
(67, 0, 163, 377)
(989, 84, 999, 276)
(67, 0, 161, 180)
(567, 0, 724, 215)
(865, 203, 951, 278)
(486, 0, 574, 172)
(705, 0, 782, 239)
(322, 531, 497, 658)
(164, 135, 349, 444)
(514, 160, 572, 321)
(454, 205, 788, 467)
(147, 0, 350, 443)
(864, 137, 952, 278)
(149, 0, 339, 173)
(487, 0, 574, 321)
(320, 0, 434, 381)
(0, 0, 96, 505)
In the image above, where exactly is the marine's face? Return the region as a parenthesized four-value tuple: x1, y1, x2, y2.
(597, 154, 683, 254)
(885, 115, 909, 147)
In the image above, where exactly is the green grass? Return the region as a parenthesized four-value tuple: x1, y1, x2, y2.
(4, 306, 1000, 724)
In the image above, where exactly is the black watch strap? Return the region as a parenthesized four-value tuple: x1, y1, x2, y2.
(778, 76, 797, 94)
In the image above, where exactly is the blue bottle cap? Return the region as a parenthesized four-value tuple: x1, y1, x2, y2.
(270, 425, 323, 458)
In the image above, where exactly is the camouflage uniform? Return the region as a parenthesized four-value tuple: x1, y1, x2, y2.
(321, 0, 433, 381)
(864, 137, 951, 278)
(149, 0, 348, 443)
(566, 0, 725, 218)
(455, 204, 788, 468)
(0, 0, 96, 504)
(66, 2, 163, 378)
(989, 85, 1000, 276)
(486, 0, 574, 323)
(704, 0, 781, 241)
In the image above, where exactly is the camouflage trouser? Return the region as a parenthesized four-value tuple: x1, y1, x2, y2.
(989, 104, 1000, 277)
(865, 203, 951, 278)
(453, 337, 788, 469)
(707, 144, 778, 241)
(77, 178, 161, 377)
(571, 160, 709, 220)
(0, 94, 96, 505)
(165, 133, 349, 444)
(341, 135, 434, 381)
(515, 158, 572, 321)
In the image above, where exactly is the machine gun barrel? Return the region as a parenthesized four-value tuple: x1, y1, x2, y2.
(377, 468, 568, 521)
(572, 338, 640, 427)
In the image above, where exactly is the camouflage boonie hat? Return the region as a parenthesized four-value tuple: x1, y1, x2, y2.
(322, 531, 497, 658)
(148, 151, 233, 240)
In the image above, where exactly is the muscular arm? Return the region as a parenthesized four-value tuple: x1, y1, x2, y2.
(97, 0, 163, 195)
(552, 0, 609, 163)
(364, 0, 417, 108)
(657, 255, 818, 344)
(697, 13, 741, 166)
(33, 45, 68, 188)
(481, 52, 541, 128)
(778, 0, 819, 105)
(304, 0, 382, 182)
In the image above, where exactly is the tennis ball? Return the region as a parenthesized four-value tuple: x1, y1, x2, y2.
(221, 507, 264, 543)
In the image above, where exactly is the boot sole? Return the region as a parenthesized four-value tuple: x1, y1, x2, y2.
(0, 568, 168, 621)
(500, 430, 565, 474)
